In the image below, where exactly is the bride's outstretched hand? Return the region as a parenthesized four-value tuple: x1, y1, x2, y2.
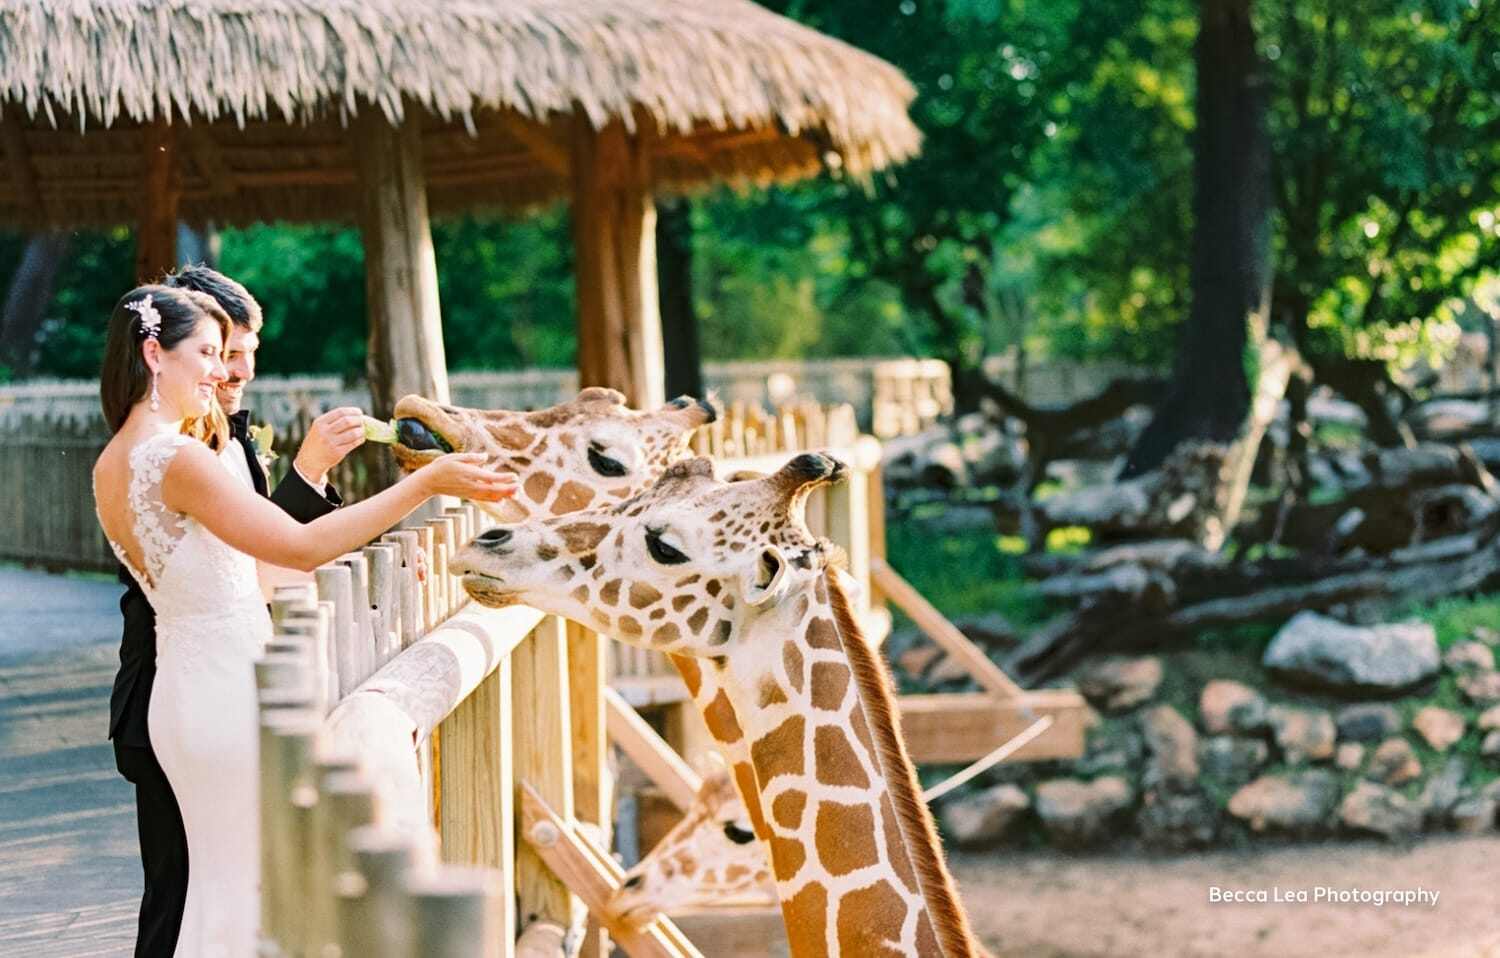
(418, 453, 518, 502)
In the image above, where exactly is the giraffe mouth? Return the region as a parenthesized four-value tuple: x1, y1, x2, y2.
(389, 396, 466, 471)
(458, 572, 519, 608)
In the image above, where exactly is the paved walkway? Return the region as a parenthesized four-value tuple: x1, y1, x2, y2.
(0, 566, 136, 956)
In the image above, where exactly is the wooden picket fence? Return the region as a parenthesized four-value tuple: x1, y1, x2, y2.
(119, 392, 1084, 958)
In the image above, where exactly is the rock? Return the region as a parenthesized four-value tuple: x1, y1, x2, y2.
(923, 442, 969, 487)
(1336, 743, 1365, 771)
(1451, 794, 1497, 835)
(1076, 720, 1146, 777)
(1339, 781, 1423, 840)
(1141, 706, 1199, 791)
(1263, 612, 1439, 694)
(954, 612, 1018, 649)
(896, 643, 942, 679)
(1367, 739, 1422, 786)
(1473, 626, 1500, 647)
(1421, 757, 1468, 825)
(1228, 770, 1340, 834)
(1483, 730, 1500, 758)
(1444, 641, 1495, 673)
(1199, 680, 1268, 735)
(928, 654, 972, 685)
(1458, 671, 1500, 705)
(1412, 707, 1465, 752)
(1198, 736, 1270, 788)
(1034, 777, 1135, 849)
(1268, 705, 1337, 765)
(1478, 705, 1500, 732)
(1137, 790, 1219, 850)
(1335, 704, 1402, 743)
(939, 784, 1030, 847)
(1075, 656, 1163, 712)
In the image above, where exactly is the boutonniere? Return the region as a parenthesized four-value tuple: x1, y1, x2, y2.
(248, 423, 279, 466)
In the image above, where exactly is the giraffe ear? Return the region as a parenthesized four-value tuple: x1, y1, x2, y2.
(741, 546, 788, 606)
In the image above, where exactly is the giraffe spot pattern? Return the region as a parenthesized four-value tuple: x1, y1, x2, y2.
(835, 880, 907, 955)
(816, 801, 879, 876)
(616, 615, 642, 638)
(758, 677, 788, 707)
(783, 641, 805, 694)
(769, 835, 806, 882)
(600, 579, 622, 606)
(629, 582, 662, 608)
(555, 481, 595, 513)
(782, 883, 828, 958)
(558, 522, 609, 553)
(815, 724, 871, 789)
(807, 617, 840, 650)
(750, 715, 805, 785)
(772, 791, 806, 830)
(880, 796, 919, 894)
(810, 661, 850, 711)
(652, 622, 680, 645)
(703, 689, 743, 744)
(523, 472, 554, 503)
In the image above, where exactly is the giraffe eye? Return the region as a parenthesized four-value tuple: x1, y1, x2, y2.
(588, 443, 628, 478)
(645, 528, 688, 565)
(722, 822, 757, 845)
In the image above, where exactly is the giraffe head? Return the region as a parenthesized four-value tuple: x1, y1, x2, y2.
(389, 388, 716, 519)
(449, 452, 848, 653)
(610, 767, 774, 926)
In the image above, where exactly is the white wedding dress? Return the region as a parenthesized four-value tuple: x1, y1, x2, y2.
(99, 432, 270, 957)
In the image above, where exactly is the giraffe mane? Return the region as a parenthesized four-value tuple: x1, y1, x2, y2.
(824, 567, 981, 958)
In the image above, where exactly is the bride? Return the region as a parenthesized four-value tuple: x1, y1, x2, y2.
(91, 284, 516, 957)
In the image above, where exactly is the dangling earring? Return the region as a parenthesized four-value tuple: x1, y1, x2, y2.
(150, 371, 160, 412)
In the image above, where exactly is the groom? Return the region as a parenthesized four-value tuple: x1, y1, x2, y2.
(109, 265, 365, 956)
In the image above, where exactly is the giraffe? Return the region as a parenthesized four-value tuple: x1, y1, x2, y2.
(612, 765, 776, 926)
(450, 453, 982, 957)
(389, 388, 716, 521)
(390, 387, 782, 899)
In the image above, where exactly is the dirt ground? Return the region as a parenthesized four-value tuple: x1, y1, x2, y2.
(950, 836, 1500, 957)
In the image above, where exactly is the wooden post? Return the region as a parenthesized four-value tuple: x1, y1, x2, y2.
(438, 659, 517, 950)
(568, 622, 610, 958)
(352, 105, 450, 419)
(382, 530, 424, 648)
(316, 563, 359, 699)
(135, 119, 179, 282)
(571, 121, 665, 408)
(511, 616, 581, 936)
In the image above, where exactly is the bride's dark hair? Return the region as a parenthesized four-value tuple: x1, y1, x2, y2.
(100, 284, 232, 448)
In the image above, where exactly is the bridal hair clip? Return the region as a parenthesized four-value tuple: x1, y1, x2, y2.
(126, 295, 162, 341)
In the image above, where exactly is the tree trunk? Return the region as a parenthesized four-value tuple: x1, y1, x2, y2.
(655, 198, 703, 399)
(0, 232, 69, 376)
(1121, 0, 1272, 478)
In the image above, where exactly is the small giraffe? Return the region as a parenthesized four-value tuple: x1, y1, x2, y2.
(390, 388, 715, 519)
(452, 454, 982, 957)
(612, 766, 775, 926)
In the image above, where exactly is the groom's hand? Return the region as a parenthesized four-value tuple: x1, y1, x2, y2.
(293, 406, 366, 490)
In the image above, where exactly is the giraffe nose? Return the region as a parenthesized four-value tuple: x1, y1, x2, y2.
(621, 873, 644, 890)
(476, 527, 513, 549)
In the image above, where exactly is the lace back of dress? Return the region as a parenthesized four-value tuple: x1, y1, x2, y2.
(123, 433, 196, 591)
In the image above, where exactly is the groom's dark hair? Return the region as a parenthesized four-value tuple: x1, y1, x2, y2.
(162, 264, 263, 332)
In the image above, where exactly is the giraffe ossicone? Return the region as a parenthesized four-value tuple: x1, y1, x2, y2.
(451, 453, 983, 957)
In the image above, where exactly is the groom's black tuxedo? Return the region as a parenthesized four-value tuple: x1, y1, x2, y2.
(111, 410, 341, 957)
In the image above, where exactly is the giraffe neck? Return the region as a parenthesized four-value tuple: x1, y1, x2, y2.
(715, 575, 974, 958)
(671, 653, 774, 840)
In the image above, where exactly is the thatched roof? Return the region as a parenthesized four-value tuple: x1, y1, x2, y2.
(0, 0, 920, 227)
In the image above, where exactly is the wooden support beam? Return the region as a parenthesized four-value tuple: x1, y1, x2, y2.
(897, 690, 1087, 764)
(353, 106, 450, 419)
(571, 121, 665, 409)
(568, 622, 611, 958)
(135, 119, 180, 282)
(0, 109, 44, 222)
(511, 616, 582, 934)
(183, 124, 238, 197)
(603, 688, 701, 812)
(869, 557, 1025, 698)
(498, 112, 571, 176)
(520, 784, 703, 958)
